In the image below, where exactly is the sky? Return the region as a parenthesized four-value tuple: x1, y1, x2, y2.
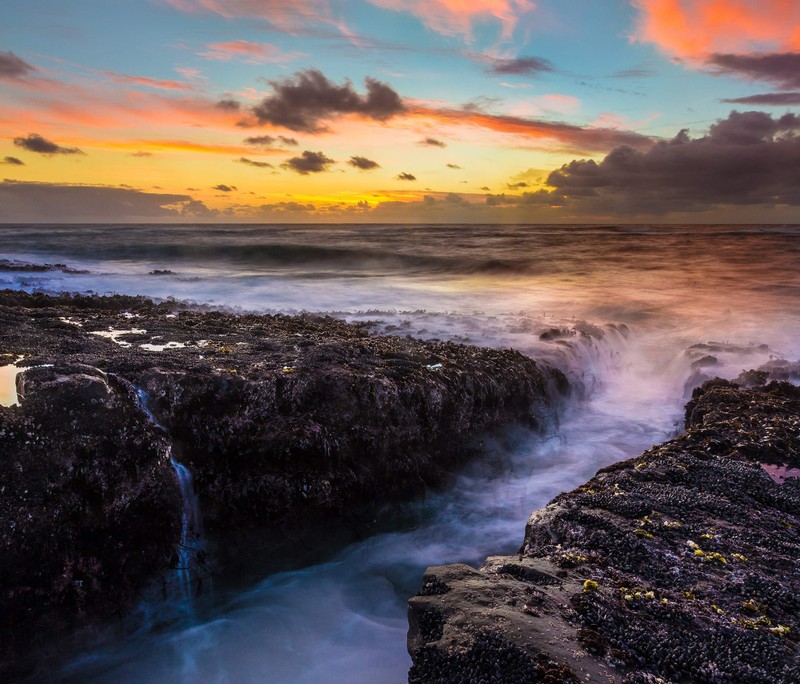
(1, 0, 800, 223)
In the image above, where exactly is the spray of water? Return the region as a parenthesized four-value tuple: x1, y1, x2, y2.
(8, 224, 797, 682)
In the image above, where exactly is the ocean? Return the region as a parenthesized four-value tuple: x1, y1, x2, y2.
(2, 223, 799, 682)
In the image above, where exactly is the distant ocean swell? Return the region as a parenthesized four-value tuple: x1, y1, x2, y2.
(0, 243, 544, 278)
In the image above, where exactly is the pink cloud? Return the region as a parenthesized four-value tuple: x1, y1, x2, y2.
(366, 0, 535, 40)
(160, 0, 535, 41)
(631, 0, 800, 60)
(200, 41, 303, 64)
(102, 72, 197, 91)
(158, 0, 333, 32)
(408, 104, 653, 153)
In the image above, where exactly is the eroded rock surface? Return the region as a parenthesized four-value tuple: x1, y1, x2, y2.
(409, 380, 800, 683)
(0, 364, 180, 677)
(0, 290, 566, 677)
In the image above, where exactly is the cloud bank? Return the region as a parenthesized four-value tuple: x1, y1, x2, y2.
(543, 110, 800, 214)
(0, 181, 210, 221)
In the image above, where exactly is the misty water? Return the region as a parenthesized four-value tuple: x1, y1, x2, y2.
(2, 224, 799, 682)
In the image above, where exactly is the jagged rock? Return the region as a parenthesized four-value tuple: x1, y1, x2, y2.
(409, 381, 800, 683)
(0, 290, 567, 676)
(0, 364, 180, 679)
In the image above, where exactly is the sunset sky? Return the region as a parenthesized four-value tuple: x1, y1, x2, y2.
(2, 0, 800, 223)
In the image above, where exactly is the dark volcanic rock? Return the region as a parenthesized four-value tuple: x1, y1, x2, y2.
(0, 364, 180, 679)
(409, 380, 800, 683)
(0, 290, 566, 676)
(140, 337, 563, 531)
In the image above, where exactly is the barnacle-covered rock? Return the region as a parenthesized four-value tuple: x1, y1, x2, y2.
(409, 380, 800, 682)
(0, 290, 567, 678)
(0, 364, 180, 680)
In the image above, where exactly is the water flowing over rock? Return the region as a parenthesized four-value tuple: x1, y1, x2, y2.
(0, 290, 567, 678)
(408, 380, 800, 683)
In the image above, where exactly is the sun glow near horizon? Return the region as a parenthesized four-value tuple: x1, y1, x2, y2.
(1, 0, 799, 224)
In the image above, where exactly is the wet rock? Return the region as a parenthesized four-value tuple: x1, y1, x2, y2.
(409, 380, 800, 683)
(0, 290, 567, 676)
(0, 364, 180, 680)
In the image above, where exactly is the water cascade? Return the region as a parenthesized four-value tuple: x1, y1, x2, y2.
(135, 388, 207, 614)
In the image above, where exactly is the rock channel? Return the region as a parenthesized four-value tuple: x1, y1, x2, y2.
(0, 290, 567, 679)
(408, 379, 800, 683)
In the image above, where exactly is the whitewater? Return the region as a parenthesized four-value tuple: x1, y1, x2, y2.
(1, 223, 798, 682)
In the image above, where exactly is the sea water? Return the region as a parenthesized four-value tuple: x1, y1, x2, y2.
(2, 223, 799, 682)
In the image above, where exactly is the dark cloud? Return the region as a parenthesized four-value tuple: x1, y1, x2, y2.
(1, 156, 24, 166)
(259, 201, 316, 213)
(282, 150, 335, 174)
(397, 172, 416, 181)
(709, 52, 800, 90)
(485, 190, 554, 206)
(181, 199, 218, 217)
(237, 157, 274, 168)
(213, 184, 236, 192)
(484, 56, 554, 76)
(507, 181, 529, 189)
(251, 69, 405, 133)
(0, 51, 35, 79)
(446, 163, 461, 169)
(0, 180, 205, 221)
(722, 92, 800, 106)
(419, 137, 446, 147)
(543, 111, 800, 214)
(130, 151, 153, 157)
(348, 155, 380, 170)
(13, 133, 84, 156)
(243, 134, 299, 148)
(244, 135, 277, 147)
(216, 99, 241, 110)
(612, 66, 654, 78)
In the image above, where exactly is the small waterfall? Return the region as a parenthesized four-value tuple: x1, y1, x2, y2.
(135, 388, 207, 614)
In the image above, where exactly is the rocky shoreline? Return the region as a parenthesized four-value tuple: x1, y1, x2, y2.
(408, 379, 800, 683)
(0, 290, 567, 679)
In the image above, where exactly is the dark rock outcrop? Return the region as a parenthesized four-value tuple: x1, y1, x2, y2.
(0, 290, 566, 677)
(409, 380, 800, 683)
(0, 365, 180, 677)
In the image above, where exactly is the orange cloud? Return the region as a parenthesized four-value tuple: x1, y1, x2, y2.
(102, 72, 197, 91)
(200, 41, 303, 64)
(0, 71, 245, 134)
(366, 0, 535, 39)
(409, 104, 653, 153)
(632, 0, 800, 59)
(103, 140, 281, 156)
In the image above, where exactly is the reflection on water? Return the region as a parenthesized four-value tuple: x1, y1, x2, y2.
(0, 360, 23, 407)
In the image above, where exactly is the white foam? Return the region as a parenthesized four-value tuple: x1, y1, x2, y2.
(140, 341, 186, 352)
(90, 328, 147, 347)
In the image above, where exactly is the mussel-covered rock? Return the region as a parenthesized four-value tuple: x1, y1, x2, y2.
(409, 380, 800, 683)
